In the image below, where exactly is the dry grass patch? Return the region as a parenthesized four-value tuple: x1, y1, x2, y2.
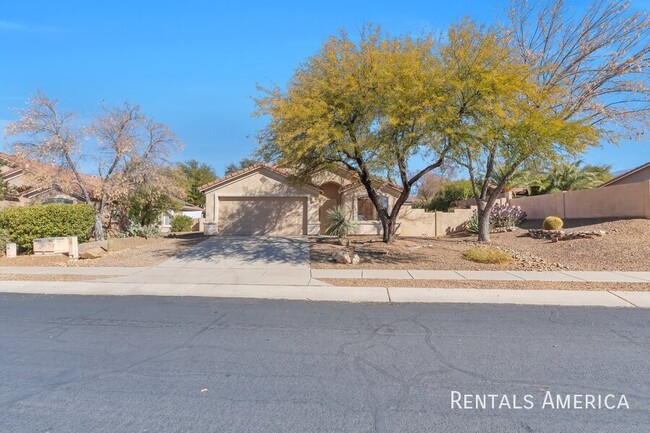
(463, 247, 512, 264)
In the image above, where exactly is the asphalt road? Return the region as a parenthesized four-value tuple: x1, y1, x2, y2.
(0, 294, 648, 432)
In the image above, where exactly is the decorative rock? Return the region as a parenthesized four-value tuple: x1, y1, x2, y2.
(79, 247, 106, 260)
(333, 251, 360, 265)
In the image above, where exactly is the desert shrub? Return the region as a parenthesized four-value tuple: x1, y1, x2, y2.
(170, 215, 193, 232)
(543, 216, 564, 230)
(0, 204, 95, 251)
(491, 203, 527, 229)
(325, 206, 358, 238)
(466, 203, 527, 234)
(463, 247, 513, 264)
(125, 221, 162, 239)
(425, 180, 474, 211)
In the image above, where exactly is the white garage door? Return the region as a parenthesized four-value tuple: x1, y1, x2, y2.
(218, 197, 306, 236)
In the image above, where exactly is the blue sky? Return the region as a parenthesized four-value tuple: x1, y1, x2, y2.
(0, 0, 646, 175)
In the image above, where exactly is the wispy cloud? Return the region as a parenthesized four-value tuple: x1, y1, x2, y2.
(0, 20, 66, 34)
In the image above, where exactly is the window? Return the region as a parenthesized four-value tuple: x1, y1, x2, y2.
(162, 213, 171, 227)
(356, 196, 389, 220)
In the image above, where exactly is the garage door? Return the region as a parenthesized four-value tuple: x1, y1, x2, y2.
(218, 197, 306, 236)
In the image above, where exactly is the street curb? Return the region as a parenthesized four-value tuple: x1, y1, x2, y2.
(0, 280, 648, 308)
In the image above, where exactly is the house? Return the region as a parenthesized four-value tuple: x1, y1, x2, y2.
(198, 164, 405, 236)
(0, 152, 100, 210)
(599, 161, 650, 187)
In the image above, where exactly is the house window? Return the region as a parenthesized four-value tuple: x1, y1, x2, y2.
(356, 196, 389, 220)
(162, 213, 171, 227)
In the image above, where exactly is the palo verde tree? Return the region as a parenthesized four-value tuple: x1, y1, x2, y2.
(451, 0, 649, 242)
(256, 26, 454, 242)
(442, 22, 598, 242)
(5, 91, 183, 240)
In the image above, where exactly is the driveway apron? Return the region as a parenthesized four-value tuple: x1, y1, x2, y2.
(108, 236, 316, 286)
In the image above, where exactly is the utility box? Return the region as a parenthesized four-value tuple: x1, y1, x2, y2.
(33, 237, 70, 255)
(5, 242, 16, 258)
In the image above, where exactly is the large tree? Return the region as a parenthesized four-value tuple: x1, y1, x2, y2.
(443, 22, 599, 242)
(178, 159, 217, 206)
(224, 157, 261, 176)
(256, 27, 454, 242)
(5, 91, 183, 240)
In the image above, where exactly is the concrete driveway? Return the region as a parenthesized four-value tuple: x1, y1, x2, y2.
(109, 236, 321, 286)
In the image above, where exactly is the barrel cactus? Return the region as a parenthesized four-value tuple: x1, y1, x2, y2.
(543, 216, 564, 230)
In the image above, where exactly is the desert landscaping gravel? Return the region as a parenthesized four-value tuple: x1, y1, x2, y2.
(0, 234, 205, 268)
(321, 278, 650, 291)
(310, 218, 650, 272)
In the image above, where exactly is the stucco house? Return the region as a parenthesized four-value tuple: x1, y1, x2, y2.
(0, 152, 100, 210)
(198, 163, 406, 236)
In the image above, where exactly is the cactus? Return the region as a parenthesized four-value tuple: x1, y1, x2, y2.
(543, 216, 564, 230)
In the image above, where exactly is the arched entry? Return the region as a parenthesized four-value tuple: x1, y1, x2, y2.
(319, 181, 342, 235)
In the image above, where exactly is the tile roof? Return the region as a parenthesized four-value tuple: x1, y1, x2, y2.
(198, 163, 321, 193)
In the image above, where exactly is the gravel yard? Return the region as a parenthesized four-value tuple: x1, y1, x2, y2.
(0, 234, 205, 268)
(310, 218, 650, 272)
(321, 278, 650, 291)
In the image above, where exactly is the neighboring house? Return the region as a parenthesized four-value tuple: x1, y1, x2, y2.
(0, 152, 100, 210)
(599, 161, 650, 187)
(198, 164, 405, 236)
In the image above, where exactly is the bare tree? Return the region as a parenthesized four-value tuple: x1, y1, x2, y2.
(5, 91, 183, 240)
(509, 0, 650, 138)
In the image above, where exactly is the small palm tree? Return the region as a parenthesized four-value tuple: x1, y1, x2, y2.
(540, 160, 612, 193)
(325, 206, 358, 238)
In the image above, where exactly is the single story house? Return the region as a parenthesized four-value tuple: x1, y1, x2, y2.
(198, 164, 406, 236)
(599, 161, 650, 187)
(160, 199, 205, 232)
(0, 152, 100, 210)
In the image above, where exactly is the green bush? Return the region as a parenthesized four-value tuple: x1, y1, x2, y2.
(0, 204, 95, 251)
(463, 247, 513, 264)
(125, 221, 162, 239)
(325, 206, 358, 238)
(0, 228, 11, 254)
(543, 216, 564, 230)
(426, 180, 474, 211)
(170, 215, 193, 232)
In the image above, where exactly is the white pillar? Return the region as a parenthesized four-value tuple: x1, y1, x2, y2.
(68, 236, 79, 259)
(5, 242, 16, 258)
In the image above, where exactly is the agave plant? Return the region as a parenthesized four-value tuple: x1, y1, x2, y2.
(325, 206, 358, 238)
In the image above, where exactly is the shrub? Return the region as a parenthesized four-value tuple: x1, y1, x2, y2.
(325, 206, 358, 238)
(543, 216, 564, 230)
(491, 203, 527, 229)
(125, 221, 162, 239)
(170, 215, 193, 232)
(466, 203, 526, 234)
(425, 180, 474, 211)
(0, 228, 11, 254)
(463, 247, 513, 264)
(0, 204, 95, 251)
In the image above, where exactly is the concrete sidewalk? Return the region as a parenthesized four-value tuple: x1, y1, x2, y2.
(2, 267, 648, 283)
(1, 280, 649, 308)
(310, 269, 650, 283)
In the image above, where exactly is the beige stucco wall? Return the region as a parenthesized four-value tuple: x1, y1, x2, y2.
(203, 168, 321, 235)
(512, 180, 650, 219)
(397, 207, 473, 237)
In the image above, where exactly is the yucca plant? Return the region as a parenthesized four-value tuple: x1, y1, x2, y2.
(325, 206, 358, 238)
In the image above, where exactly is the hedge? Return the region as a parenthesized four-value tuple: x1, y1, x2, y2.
(170, 215, 193, 233)
(0, 204, 96, 251)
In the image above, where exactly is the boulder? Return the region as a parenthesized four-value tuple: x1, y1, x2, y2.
(79, 247, 106, 260)
(333, 251, 360, 265)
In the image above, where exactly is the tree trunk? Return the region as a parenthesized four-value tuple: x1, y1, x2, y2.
(477, 206, 491, 243)
(381, 217, 399, 243)
(94, 212, 105, 241)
